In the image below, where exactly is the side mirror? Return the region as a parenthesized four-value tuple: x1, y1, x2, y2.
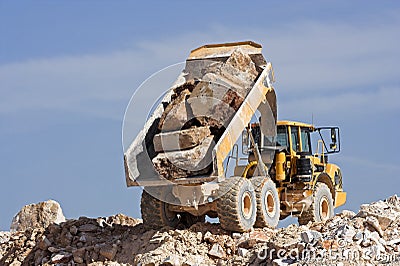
(316, 126, 340, 154)
(330, 128, 337, 150)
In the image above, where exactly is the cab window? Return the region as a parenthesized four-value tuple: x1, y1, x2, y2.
(276, 126, 288, 147)
(291, 126, 300, 152)
(300, 128, 311, 154)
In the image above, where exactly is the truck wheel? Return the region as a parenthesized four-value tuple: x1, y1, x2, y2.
(141, 190, 180, 229)
(251, 176, 280, 228)
(298, 183, 334, 225)
(217, 176, 256, 232)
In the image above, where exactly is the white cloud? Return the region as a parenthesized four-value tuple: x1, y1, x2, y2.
(0, 50, 158, 119)
(0, 16, 399, 122)
(259, 20, 400, 94)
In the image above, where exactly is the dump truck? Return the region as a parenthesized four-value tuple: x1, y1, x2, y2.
(124, 41, 346, 232)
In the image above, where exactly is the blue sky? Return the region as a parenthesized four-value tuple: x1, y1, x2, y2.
(1, 1, 399, 230)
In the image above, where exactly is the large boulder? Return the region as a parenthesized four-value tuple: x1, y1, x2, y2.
(10, 200, 66, 232)
(158, 88, 192, 132)
(153, 126, 211, 153)
(152, 136, 215, 179)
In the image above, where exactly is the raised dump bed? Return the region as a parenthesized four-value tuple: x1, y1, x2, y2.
(123, 41, 279, 232)
(124, 41, 276, 187)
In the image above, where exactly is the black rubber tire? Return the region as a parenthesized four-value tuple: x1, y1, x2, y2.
(251, 176, 280, 228)
(140, 190, 180, 229)
(298, 183, 334, 225)
(217, 176, 257, 232)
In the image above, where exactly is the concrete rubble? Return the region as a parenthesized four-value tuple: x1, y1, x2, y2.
(153, 126, 211, 153)
(151, 49, 260, 180)
(152, 136, 215, 179)
(1, 196, 400, 265)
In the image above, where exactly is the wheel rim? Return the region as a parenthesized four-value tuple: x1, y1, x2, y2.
(265, 190, 276, 217)
(320, 196, 329, 220)
(241, 191, 253, 219)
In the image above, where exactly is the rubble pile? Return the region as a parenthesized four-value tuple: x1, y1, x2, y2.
(2, 196, 400, 265)
(152, 49, 260, 180)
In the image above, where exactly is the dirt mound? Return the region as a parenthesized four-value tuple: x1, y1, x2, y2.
(1, 196, 400, 265)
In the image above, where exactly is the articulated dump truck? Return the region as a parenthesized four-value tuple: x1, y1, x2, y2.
(124, 41, 347, 232)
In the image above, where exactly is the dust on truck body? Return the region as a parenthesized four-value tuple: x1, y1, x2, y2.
(124, 41, 346, 232)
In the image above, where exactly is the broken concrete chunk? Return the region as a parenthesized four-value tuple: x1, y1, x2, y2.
(386, 195, 400, 211)
(158, 89, 191, 132)
(341, 210, 356, 218)
(336, 225, 356, 240)
(51, 253, 72, 263)
(357, 200, 399, 230)
(300, 230, 322, 243)
(226, 49, 258, 77)
(202, 51, 258, 94)
(202, 72, 248, 98)
(162, 49, 259, 135)
(153, 126, 211, 152)
(218, 63, 256, 92)
(152, 136, 215, 179)
(72, 248, 86, 264)
(208, 243, 226, 259)
(365, 216, 384, 237)
(10, 200, 65, 232)
(203, 231, 217, 243)
(99, 244, 118, 260)
(48, 246, 60, 253)
(249, 231, 269, 243)
(69, 225, 78, 235)
(187, 81, 238, 129)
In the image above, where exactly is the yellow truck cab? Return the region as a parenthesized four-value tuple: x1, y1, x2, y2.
(243, 120, 346, 224)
